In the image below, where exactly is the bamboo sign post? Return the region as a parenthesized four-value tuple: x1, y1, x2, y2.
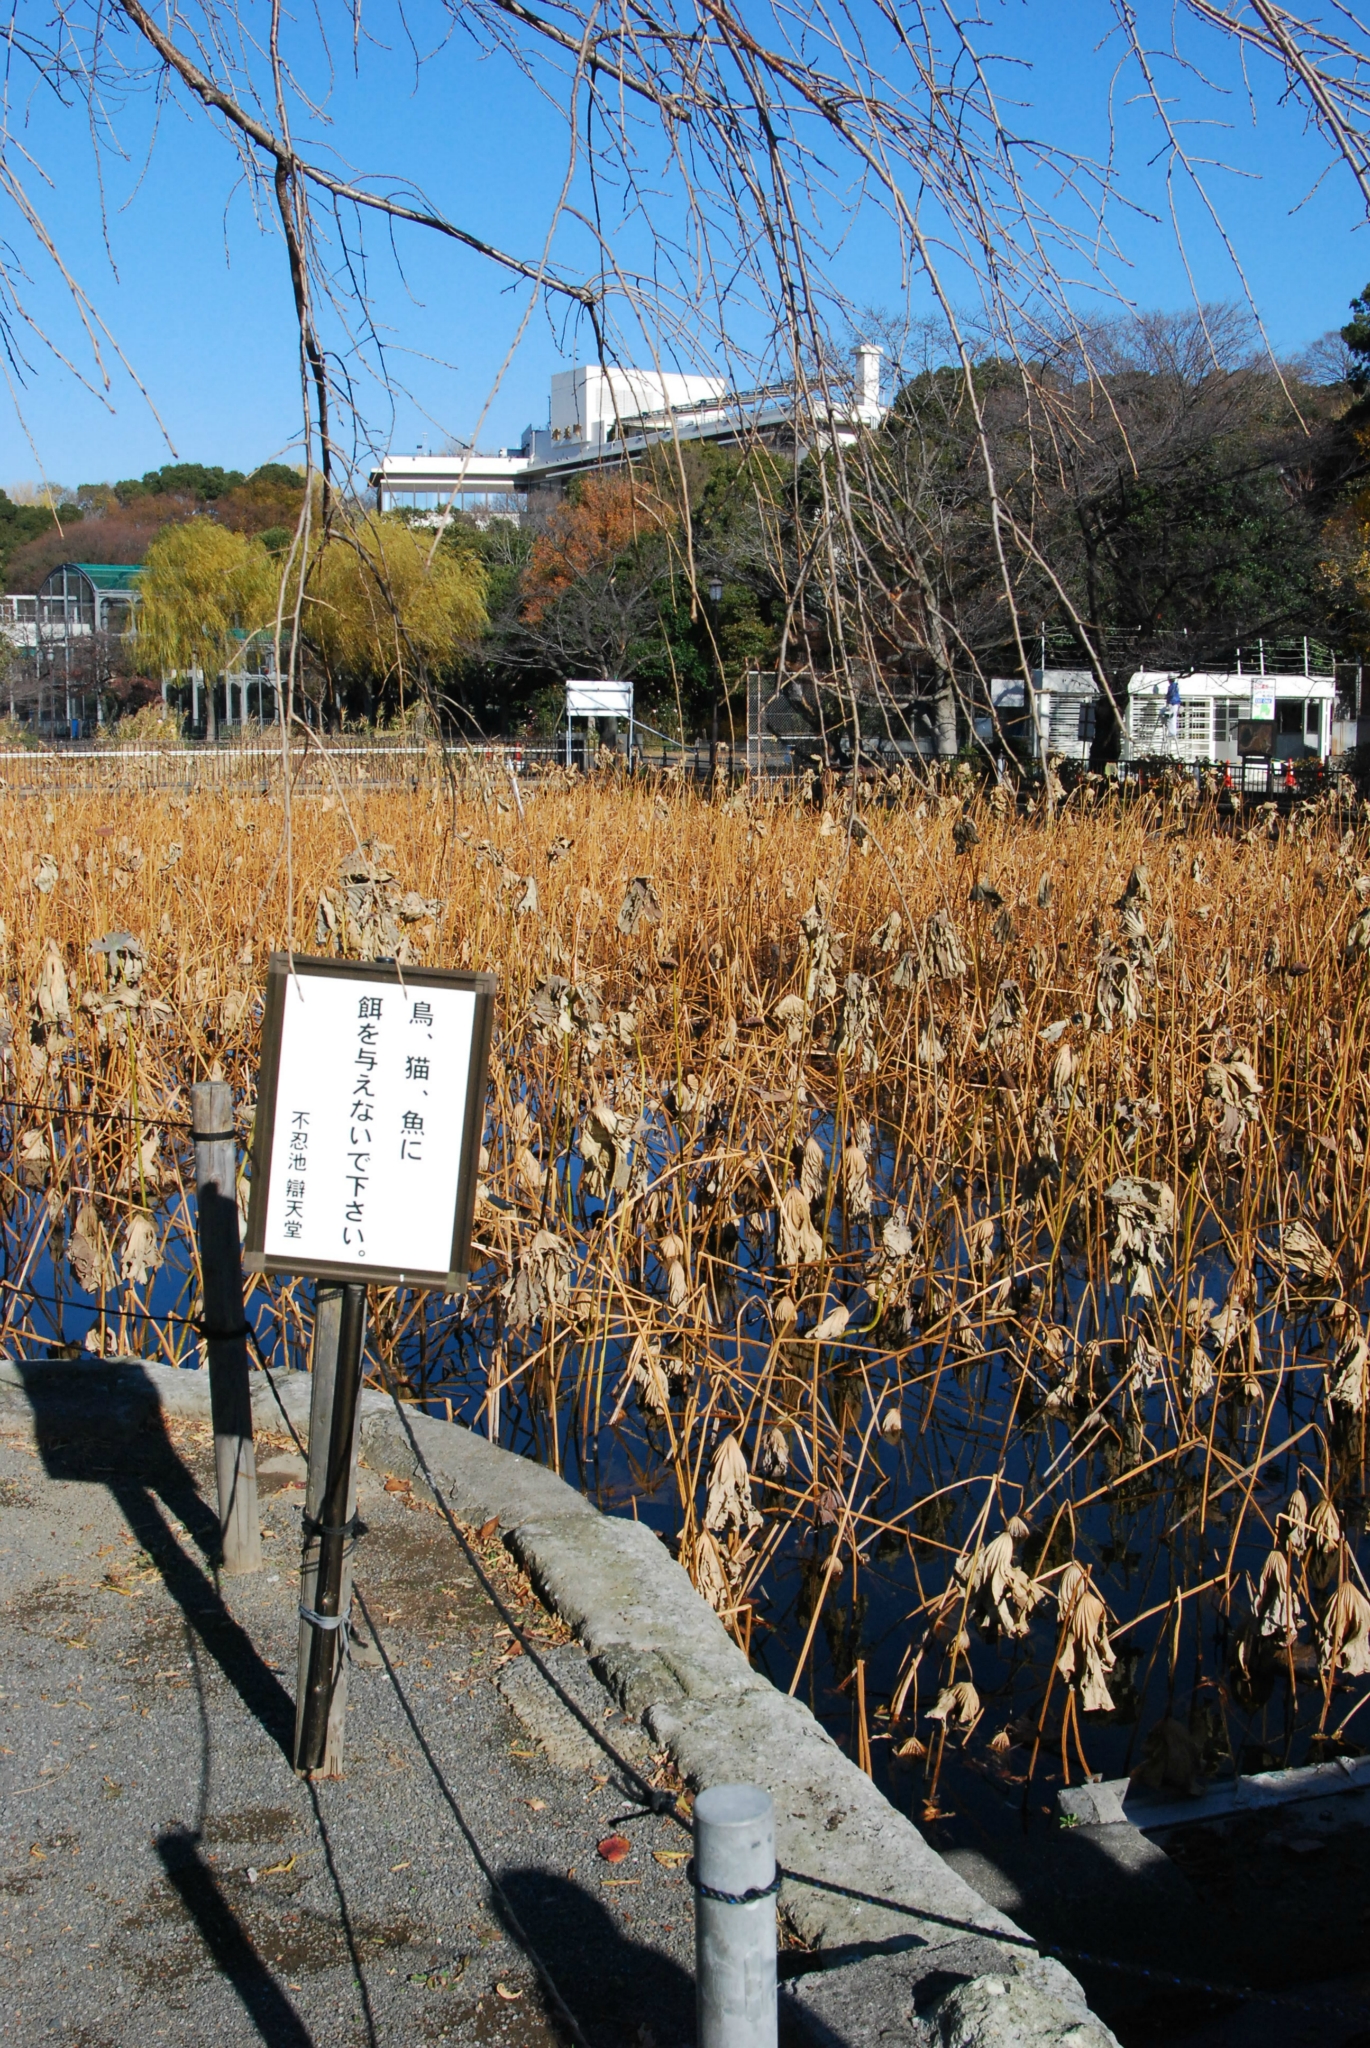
(244, 955, 495, 1775)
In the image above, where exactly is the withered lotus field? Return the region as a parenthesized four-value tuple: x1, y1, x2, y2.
(2, 754, 1369, 1823)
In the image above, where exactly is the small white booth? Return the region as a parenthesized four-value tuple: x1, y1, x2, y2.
(565, 678, 634, 767)
(1124, 668, 1337, 769)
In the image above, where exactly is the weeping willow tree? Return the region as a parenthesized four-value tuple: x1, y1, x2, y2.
(304, 514, 488, 726)
(135, 521, 278, 739)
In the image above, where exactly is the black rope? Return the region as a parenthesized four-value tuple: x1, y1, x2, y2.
(232, 1309, 597, 2045)
(0, 1095, 199, 1131)
(686, 1859, 780, 1906)
(300, 1511, 366, 1542)
(374, 1358, 686, 1824)
(0, 1281, 210, 1336)
(350, 1583, 594, 2048)
(245, 1322, 310, 1455)
(1040, 1942, 1370, 2024)
(0, 1284, 268, 1349)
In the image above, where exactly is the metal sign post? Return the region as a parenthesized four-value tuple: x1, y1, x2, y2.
(294, 1280, 368, 1773)
(244, 955, 495, 1775)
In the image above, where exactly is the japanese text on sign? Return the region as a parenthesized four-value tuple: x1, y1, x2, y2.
(259, 972, 475, 1276)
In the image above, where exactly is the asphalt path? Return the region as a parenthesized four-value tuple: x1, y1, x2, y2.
(0, 1403, 701, 2047)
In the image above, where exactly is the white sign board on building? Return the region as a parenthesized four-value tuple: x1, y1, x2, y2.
(244, 956, 495, 1290)
(566, 679, 634, 718)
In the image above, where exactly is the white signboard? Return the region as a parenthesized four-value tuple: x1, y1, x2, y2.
(244, 956, 495, 1289)
(1250, 681, 1276, 722)
(566, 678, 634, 717)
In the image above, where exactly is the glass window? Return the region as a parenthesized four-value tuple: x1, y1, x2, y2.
(1214, 698, 1246, 743)
(1305, 701, 1321, 739)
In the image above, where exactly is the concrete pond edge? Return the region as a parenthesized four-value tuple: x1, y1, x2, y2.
(0, 1355, 1119, 2048)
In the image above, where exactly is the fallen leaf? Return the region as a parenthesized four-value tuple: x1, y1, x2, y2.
(479, 1516, 499, 1540)
(597, 1833, 632, 1864)
(383, 1476, 412, 1494)
(653, 1848, 690, 1868)
(495, 1982, 523, 2002)
(526, 1798, 547, 1811)
(390, 1861, 411, 1872)
(257, 1855, 296, 1878)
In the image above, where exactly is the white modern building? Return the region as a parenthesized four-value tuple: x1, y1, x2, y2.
(372, 348, 885, 513)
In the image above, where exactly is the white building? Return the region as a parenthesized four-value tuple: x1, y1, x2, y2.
(1123, 666, 1337, 766)
(372, 347, 885, 512)
(547, 364, 725, 452)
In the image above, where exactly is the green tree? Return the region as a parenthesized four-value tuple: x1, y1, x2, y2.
(113, 463, 246, 506)
(136, 520, 277, 737)
(305, 512, 487, 721)
(0, 491, 82, 579)
(850, 310, 1344, 763)
(1342, 285, 1370, 393)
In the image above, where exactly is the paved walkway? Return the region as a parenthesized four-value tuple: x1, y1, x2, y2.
(0, 1401, 701, 2048)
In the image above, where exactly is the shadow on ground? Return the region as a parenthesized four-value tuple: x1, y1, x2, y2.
(14, 1358, 296, 1758)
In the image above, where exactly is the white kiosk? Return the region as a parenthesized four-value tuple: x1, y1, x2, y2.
(566, 678, 634, 767)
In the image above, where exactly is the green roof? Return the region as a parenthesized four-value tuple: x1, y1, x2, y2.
(70, 563, 143, 590)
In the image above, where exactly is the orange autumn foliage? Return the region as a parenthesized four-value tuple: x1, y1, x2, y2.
(522, 473, 674, 622)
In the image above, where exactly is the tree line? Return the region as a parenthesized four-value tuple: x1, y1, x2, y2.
(8, 302, 1370, 753)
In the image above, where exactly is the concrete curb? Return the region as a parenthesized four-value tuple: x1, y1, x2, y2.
(0, 1356, 1119, 2046)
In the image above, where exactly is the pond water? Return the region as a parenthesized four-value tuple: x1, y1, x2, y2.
(2, 1082, 1364, 1837)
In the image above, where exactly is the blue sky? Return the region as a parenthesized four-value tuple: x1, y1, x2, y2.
(2, 1, 1366, 493)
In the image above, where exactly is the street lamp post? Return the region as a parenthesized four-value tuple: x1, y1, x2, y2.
(707, 577, 723, 783)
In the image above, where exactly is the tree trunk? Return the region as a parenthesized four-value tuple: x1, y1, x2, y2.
(933, 681, 959, 756)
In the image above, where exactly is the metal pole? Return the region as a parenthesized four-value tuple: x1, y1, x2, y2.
(190, 1080, 262, 1577)
(294, 1281, 368, 1775)
(694, 1783, 777, 2048)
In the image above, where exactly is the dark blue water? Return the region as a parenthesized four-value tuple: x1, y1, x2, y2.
(1, 1085, 1358, 1824)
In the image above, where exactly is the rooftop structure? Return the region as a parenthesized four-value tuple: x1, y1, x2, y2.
(373, 347, 884, 513)
(0, 562, 143, 652)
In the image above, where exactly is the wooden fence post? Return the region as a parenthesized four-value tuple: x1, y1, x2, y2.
(191, 1078, 262, 1577)
(294, 1280, 368, 1777)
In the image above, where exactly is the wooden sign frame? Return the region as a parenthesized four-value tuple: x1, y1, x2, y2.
(243, 953, 495, 1291)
